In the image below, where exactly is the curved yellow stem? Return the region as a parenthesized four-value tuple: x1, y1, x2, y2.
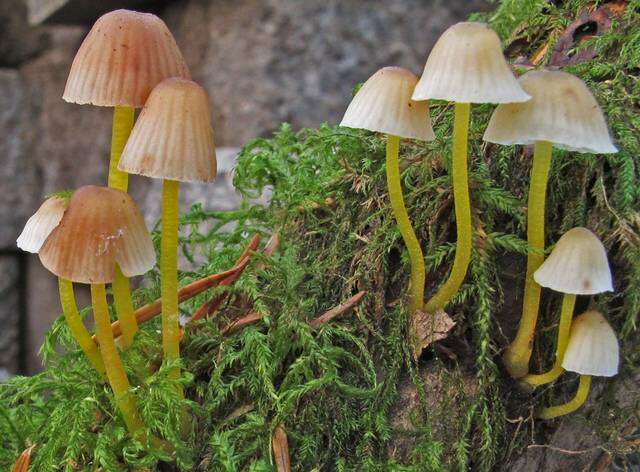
(504, 140, 553, 379)
(426, 102, 472, 313)
(112, 266, 137, 348)
(537, 375, 591, 420)
(523, 294, 576, 387)
(91, 283, 144, 435)
(108, 106, 134, 191)
(58, 278, 106, 377)
(385, 134, 425, 314)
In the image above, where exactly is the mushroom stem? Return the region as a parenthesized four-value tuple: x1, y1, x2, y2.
(161, 179, 182, 392)
(537, 374, 591, 419)
(504, 140, 553, 378)
(91, 283, 144, 435)
(58, 278, 106, 377)
(523, 294, 576, 387)
(112, 266, 137, 348)
(385, 134, 425, 315)
(425, 102, 471, 313)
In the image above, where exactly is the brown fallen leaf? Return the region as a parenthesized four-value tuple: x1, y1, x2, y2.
(412, 309, 456, 359)
(11, 445, 35, 472)
(272, 425, 291, 472)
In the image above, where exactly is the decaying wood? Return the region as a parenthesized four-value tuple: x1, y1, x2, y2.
(309, 291, 366, 328)
(272, 425, 291, 472)
(11, 445, 35, 472)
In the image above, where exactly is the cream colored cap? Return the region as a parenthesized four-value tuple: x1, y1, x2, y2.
(17, 196, 69, 253)
(63, 9, 190, 107)
(562, 310, 619, 377)
(118, 77, 217, 182)
(483, 70, 617, 153)
(534, 227, 613, 295)
(340, 67, 435, 141)
(39, 186, 156, 284)
(412, 22, 529, 104)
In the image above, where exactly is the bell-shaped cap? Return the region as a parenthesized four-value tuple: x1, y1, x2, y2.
(534, 227, 613, 295)
(562, 310, 619, 377)
(17, 195, 69, 253)
(39, 186, 156, 284)
(412, 22, 529, 104)
(118, 77, 217, 182)
(483, 70, 617, 153)
(340, 67, 435, 141)
(63, 9, 190, 107)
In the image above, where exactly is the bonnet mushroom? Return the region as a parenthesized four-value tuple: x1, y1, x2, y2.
(485, 70, 617, 378)
(412, 22, 530, 313)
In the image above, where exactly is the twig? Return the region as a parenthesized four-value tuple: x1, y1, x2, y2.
(221, 311, 262, 335)
(526, 444, 600, 455)
(309, 291, 366, 328)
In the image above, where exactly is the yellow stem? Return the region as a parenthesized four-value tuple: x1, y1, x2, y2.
(112, 266, 137, 348)
(425, 102, 472, 313)
(58, 278, 106, 377)
(161, 180, 182, 391)
(385, 134, 425, 314)
(537, 375, 592, 420)
(91, 283, 144, 435)
(523, 294, 576, 387)
(108, 106, 134, 191)
(503, 140, 553, 378)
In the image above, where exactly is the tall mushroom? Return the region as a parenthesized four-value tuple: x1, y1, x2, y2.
(39, 186, 156, 435)
(523, 227, 613, 387)
(63, 9, 190, 347)
(538, 310, 619, 419)
(484, 70, 618, 378)
(119, 78, 217, 390)
(340, 66, 434, 336)
(412, 22, 530, 313)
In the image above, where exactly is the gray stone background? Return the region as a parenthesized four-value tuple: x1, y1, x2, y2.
(0, 0, 487, 374)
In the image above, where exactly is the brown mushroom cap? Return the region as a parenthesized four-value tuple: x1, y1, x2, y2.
(39, 186, 156, 284)
(63, 9, 190, 107)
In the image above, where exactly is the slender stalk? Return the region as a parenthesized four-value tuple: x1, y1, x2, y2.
(537, 375, 592, 420)
(384, 134, 425, 314)
(504, 140, 553, 378)
(161, 179, 182, 390)
(58, 278, 106, 377)
(112, 266, 137, 348)
(91, 283, 144, 435)
(523, 294, 576, 387)
(425, 102, 472, 313)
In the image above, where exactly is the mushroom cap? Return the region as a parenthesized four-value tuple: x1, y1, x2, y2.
(118, 77, 217, 182)
(483, 70, 617, 153)
(340, 67, 435, 141)
(17, 195, 69, 253)
(534, 227, 613, 295)
(63, 9, 190, 107)
(412, 22, 529, 104)
(39, 186, 156, 284)
(562, 310, 619, 377)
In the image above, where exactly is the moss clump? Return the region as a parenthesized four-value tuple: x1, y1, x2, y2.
(1, 1, 639, 470)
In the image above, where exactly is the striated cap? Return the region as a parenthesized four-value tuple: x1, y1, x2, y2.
(17, 195, 69, 253)
(39, 186, 156, 284)
(483, 70, 617, 153)
(562, 310, 619, 377)
(119, 77, 217, 182)
(340, 67, 435, 141)
(412, 22, 529, 104)
(534, 227, 613, 295)
(63, 9, 190, 107)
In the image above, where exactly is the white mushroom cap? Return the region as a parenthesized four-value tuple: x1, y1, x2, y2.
(483, 70, 617, 153)
(412, 22, 530, 104)
(17, 196, 69, 253)
(534, 227, 613, 295)
(562, 310, 619, 377)
(340, 66, 435, 141)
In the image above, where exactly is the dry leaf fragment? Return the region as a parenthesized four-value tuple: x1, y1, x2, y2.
(272, 425, 291, 472)
(11, 445, 35, 472)
(412, 309, 456, 359)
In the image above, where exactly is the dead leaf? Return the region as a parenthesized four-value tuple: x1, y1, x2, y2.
(412, 309, 456, 359)
(272, 425, 291, 472)
(11, 445, 35, 472)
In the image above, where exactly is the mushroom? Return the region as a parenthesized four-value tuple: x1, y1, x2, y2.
(118, 78, 216, 387)
(523, 227, 613, 387)
(39, 186, 156, 435)
(412, 22, 530, 313)
(538, 309, 619, 419)
(63, 9, 190, 346)
(484, 70, 617, 378)
(340, 66, 434, 322)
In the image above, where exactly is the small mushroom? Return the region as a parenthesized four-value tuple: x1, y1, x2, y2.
(523, 227, 613, 387)
(485, 70, 617, 379)
(412, 22, 530, 313)
(538, 309, 619, 419)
